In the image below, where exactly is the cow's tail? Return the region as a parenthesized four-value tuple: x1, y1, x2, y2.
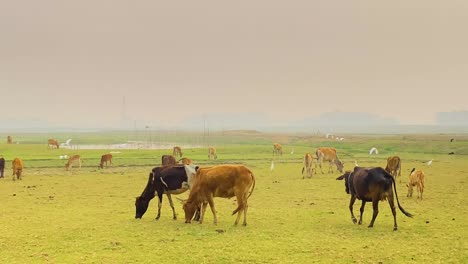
(391, 176, 413, 218)
(232, 171, 256, 215)
(247, 171, 256, 199)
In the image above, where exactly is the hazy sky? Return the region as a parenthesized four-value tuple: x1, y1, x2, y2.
(1, 1, 467, 128)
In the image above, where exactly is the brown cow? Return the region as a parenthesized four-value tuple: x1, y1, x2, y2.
(173, 146, 183, 157)
(7, 136, 13, 144)
(273, 143, 283, 156)
(161, 155, 177, 166)
(99, 154, 113, 169)
(183, 164, 256, 226)
(48, 139, 59, 149)
(208, 147, 218, 160)
(65, 155, 81, 171)
(178, 157, 192, 165)
(336, 167, 413, 231)
(315, 147, 344, 173)
(302, 153, 315, 179)
(12, 158, 24, 181)
(385, 156, 402, 182)
(407, 168, 425, 199)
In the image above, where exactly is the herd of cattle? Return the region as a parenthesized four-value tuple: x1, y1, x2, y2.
(134, 143, 425, 230)
(1, 137, 425, 230)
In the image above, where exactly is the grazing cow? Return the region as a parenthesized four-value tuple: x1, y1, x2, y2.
(99, 154, 113, 169)
(178, 157, 192, 165)
(385, 156, 402, 182)
(0, 157, 5, 178)
(302, 153, 314, 179)
(407, 168, 425, 199)
(315, 147, 344, 173)
(273, 143, 283, 156)
(7, 136, 12, 144)
(161, 155, 177, 166)
(65, 155, 81, 171)
(173, 146, 183, 157)
(183, 164, 256, 226)
(12, 158, 24, 181)
(48, 139, 60, 149)
(336, 167, 413, 231)
(135, 165, 199, 220)
(208, 147, 218, 160)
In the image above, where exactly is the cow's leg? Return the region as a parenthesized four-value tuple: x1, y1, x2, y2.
(368, 200, 380, 228)
(349, 196, 357, 224)
(234, 197, 244, 226)
(166, 194, 177, 220)
(207, 197, 217, 225)
(418, 183, 423, 199)
(12, 169, 15, 181)
(199, 202, 208, 224)
(387, 195, 398, 231)
(358, 200, 366, 225)
(155, 195, 163, 220)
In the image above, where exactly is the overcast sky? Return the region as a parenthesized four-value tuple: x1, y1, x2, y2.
(1, 1, 467, 129)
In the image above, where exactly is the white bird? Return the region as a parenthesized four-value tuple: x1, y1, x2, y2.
(427, 159, 433, 166)
(270, 160, 275, 172)
(369, 147, 378, 155)
(325, 133, 331, 139)
(354, 160, 359, 167)
(290, 149, 294, 155)
(339, 137, 344, 141)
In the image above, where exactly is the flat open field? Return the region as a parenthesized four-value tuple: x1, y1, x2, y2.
(0, 132, 467, 263)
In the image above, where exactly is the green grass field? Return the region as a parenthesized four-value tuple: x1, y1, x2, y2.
(0, 132, 467, 263)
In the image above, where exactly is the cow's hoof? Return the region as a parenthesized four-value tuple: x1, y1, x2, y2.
(393, 227, 398, 231)
(367, 225, 373, 228)
(352, 218, 357, 224)
(358, 221, 362, 225)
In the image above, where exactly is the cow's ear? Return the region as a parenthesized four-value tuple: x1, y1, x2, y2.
(336, 174, 346, 180)
(195, 166, 199, 171)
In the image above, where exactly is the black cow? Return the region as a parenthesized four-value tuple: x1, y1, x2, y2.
(135, 165, 200, 220)
(0, 157, 4, 178)
(336, 167, 413, 231)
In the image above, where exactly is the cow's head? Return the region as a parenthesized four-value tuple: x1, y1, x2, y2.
(183, 201, 198, 223)
(335, 160, 344, 173)
(336, 171, 351, 194)
(406, 184, 413, 197)
(135, 196, 150, 219)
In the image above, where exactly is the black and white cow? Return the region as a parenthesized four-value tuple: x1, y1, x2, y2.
(135, 164, 198, 220)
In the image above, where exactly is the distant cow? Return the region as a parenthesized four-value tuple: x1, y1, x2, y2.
(7, 136, 12, 144)
(65, 155, 81, 171)
(336, 167, 413, 231)
(99, 154, 113, 169)
(315, 147, 344, 173)
(183, 164, 256, 226)
(135, 165, 199, 220)
(302, 153, 314, 179)
(0, 157, 5, 178)
(385, 156, 402, 182)
(161, 155, 177, 166)
(48, 139, 59, 149)
(178, 157, 192, 165)
(173, 146, 183, 157)
(208, 147, 218, 160)
(407, 168, 425, 199)
(273, 143, 283, 156)
(12, 158, 24, 181)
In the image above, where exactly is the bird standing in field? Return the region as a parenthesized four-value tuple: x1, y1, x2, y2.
(427, 159, 433, 166)
(354, 160, 359, 167)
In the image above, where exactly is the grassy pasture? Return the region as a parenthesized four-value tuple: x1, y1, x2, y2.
(0, 132, 467, 263)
